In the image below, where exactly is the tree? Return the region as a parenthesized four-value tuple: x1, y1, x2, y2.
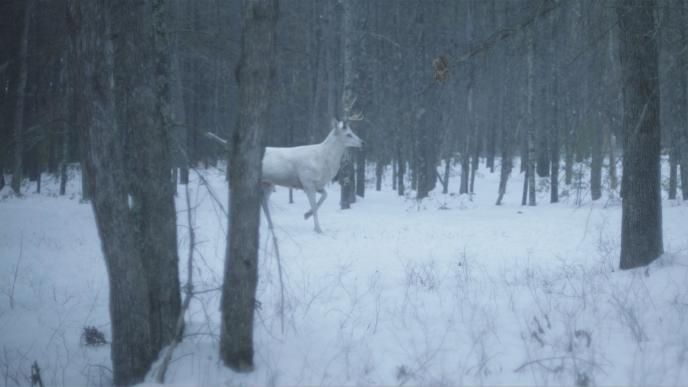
(111, 0, 181, 356)
(10, 0, 34, 195)
(74, 1, 154, 384)
(73, 0, 183, 383)
(220, 0, 278, 372)
(617, 0, 663, 270)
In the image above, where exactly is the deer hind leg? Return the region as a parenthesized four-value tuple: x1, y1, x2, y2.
(304, 189, 322, 233)
(304, 188, 327, 220)
(261, 183, 275, 230)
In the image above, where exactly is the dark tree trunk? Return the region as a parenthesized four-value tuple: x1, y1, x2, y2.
(617, 0, 663, 270)
(496, 116, 512, 206)
(11, 0, 34, 195)
(375, 160, 383, 191)
(550, 104, 560, 203)
(75, 1, 154, 384)
(397, 146, 405, 196)
(442, 157, 451, 194)
(668, 138, 678, 199)
(678, 0, 688, 199)
(339, 150, 354, 209)
(356, 147, 365, 197)
(220, 0, 277, 372)
(486, 123, 496, 173)
(111, 0, 181, 355)
(460, 140, 470, 195)
(526, 29, 536, 206)
(392, 158, 397, 191)
(564, 127, 574, 185)
(469, 130, 479, 194)
(590, 125, 603, 200)
(608, 131, 619, 192)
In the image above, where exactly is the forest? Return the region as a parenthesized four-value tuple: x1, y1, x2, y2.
(1, 0, 687, 386)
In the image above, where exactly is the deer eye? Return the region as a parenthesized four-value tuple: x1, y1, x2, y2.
(347, 133, 353, 137)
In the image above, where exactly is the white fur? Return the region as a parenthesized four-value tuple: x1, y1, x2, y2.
(261, 120, 363, 233)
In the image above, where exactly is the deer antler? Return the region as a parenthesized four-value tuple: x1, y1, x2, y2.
(342, 92, 364, 121)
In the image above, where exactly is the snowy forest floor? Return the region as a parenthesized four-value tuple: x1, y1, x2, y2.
(1, 159, 688, 386)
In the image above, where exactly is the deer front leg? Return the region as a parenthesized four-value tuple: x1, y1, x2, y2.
(304, 188, 327, 220)
(304, 189, 322, 233)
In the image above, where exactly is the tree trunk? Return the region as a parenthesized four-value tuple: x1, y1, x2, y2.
(76, 1, 154, 384)
(111, 0, 181, 355)
(340, 0, 355, 208)
(617, 0, 663, 270)
(526, 28, 536, 206)
(356, 147, 366, 197)
(397, 146, 405, 196)
(339, 150, 354, 209)
(375, 160, 383, 191)
(220, 0, 277, 372)
(442, 157, 451, 194)
(550, 26, 560, 203)
(11, 0, 34, 195)
(678, 0, 688, 199)
(590, 125, 603, 200)
(486, 123, 496, 173)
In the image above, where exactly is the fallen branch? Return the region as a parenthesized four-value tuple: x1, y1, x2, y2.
(204, 131, 228, 147)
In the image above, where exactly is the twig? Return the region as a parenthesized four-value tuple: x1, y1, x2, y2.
(267, 225, 286, 334)
(155, 183, 196, 383)
(514, 356, 603, 373)
(9, 233, 23, 309)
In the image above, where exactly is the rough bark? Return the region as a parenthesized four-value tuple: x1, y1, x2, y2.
(75, 1, 154, 384)
(220, 0, 277, 372)
(678, 0, 688, 199)
(617, 0, 663, 270)
(111, 0, 181, 354)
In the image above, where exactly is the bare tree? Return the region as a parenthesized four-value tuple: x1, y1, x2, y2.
(220, 0, 278, 372)
(73, 1, 154, 384)
(617, 0, 663, 270)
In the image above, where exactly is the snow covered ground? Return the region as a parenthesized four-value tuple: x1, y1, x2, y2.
(1, 161, 687, 386)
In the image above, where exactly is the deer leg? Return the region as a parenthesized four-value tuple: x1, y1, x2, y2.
(304, 188, 327, 219)
(261, 184, 275, 230)
(304, 189, 322, 233)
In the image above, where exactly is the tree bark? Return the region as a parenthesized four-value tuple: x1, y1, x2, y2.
(617, 0, 663, 270)
(111, 0, 181, 355)
(590, 125, 603, 200)
(75, 1, 155, 384)
(678, 0, 688, 199)
(220, 0, 277, 372)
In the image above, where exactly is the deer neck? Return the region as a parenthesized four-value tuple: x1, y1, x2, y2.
(320, 131, 348, 172)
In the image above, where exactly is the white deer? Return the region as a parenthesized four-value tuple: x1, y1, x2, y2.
(261, 119, 363, 233)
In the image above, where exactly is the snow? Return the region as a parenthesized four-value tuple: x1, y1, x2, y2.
(1, 161, 687, 386)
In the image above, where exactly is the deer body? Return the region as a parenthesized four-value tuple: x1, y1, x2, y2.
(261, 120, 362, 233)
